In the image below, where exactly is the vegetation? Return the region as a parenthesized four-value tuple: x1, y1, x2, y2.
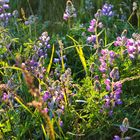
(0, 0, 140, 139)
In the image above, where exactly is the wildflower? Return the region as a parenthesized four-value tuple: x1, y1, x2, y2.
(109, 110, 113, 116)
(114, 36, 127, 46)
(42, 107, 49, 114)
(43, 91, 51, 101)
(63, 13, 69, 21)
(94, 75, 99, 80)
(99, 61, 107, 73)
(104, 79, 111, 91)
(120, 118, 129, 133)
(102, 79, 122, 114)
(59, 120, 63, 127)
(99, 62, 107, 73)
(98, 22, 103, 28)
(104, 95, 110, 108)
(0, 0, 12, 26)
(12, 10, 19, 18)
(126, 38, 138, 59)
(63, 0, 76, 21)
(94, 80, 101, 92)
(101, 49, 108, 56)
(113, 135, 121, 140)
(54, 58, 60, 63)
(116, 99, 122, 105)
(110, 67, 119, 81)
(109, 51, 116, 58)
(88, 19, 96, 32)
(2, 92, 9, 101)
(2, 4, 9, 9)
(33, 31, 51, 58)
(87, 35, 96, 43)
(94, 9, 102, 19)
(101, 3, 114, 17)
(24, 15, 38, 25)
(113, 118, 130, 140)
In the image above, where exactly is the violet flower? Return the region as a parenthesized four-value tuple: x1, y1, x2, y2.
(63, 0, 76, 21)
(101, 3, 114, 17)
(2, 92, 9, 101)
(114, 36, 127, 46)
(43, 91, 51, 102)
(113, 135, 121, 140)
(110, 67, 120, 81)
(87, 35, 96, 43)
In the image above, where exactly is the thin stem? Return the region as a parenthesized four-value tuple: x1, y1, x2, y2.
(26, 0, 34, 15)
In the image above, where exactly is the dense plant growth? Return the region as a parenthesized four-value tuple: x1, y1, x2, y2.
(0, 0, 140, 139)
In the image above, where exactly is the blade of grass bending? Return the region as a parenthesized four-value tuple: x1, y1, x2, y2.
(14, 96, 34, 116)
(104, 29, 107, 46)
(67, 35, 79, 44)
(67, 35, 87, 74)
(78, 45, 87, 74)
(0, 66, 22, 71)
(64, 44, 93, 50)
(47, 44, 55, 74)
(41, 124, 49, 140)
(97, 28, 105, 37)
(127, 12, 134, 22)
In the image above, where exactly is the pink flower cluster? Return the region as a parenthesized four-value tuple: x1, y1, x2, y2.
(99, 49, 117, 73)
(63, 0, 76, 21)
(102, 70, 122, 115)
(114, 33, 140, 59)
(87, 19, 103, 44)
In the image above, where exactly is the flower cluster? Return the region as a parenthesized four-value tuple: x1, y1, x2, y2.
(2, 92, 9, 101)
(54, 40, 67, 67)
(33, 31, 51, 58)
(24, 15, 38, 25)
(126, 37, 140, 59)
(28, 68, 74, 127)
(87, 19, 103, 44)
(101, 3, 114, 17)
(91, 48, 122, 115)
(0, 0, 12, 26)
(114, 36, 127, 47)
(23, 60, 46, 79)
(99, 49, 117, 73)
(103, 80, 122, 114)
(113, 118, 130, 140)
(38, 31, 51, 49)
(93, 75, 101, 92)
(88, 19, 103, 33)
(22, 31, 51, 78)
(103, 66, 122, 114)
(114, 33, 140, 59)
(54, 50, 67, 63)
(63, 0, 76, 21)
(43, 69, 73, 125)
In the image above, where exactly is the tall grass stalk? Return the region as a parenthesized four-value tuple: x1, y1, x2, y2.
(47, 44, 55, 74)
(67, 35, 87, 74)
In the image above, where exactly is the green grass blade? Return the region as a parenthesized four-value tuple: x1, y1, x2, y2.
(47, 44, 55, 74)
(67, 35, 87, 74)
(14, 96, 34, 116)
